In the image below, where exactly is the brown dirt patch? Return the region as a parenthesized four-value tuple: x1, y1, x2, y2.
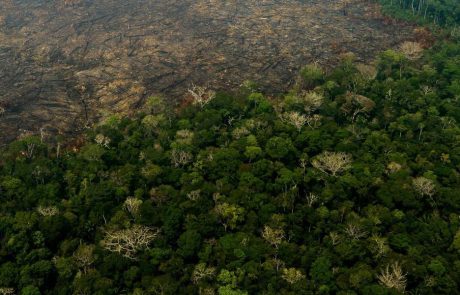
(0, 0, 417, 143)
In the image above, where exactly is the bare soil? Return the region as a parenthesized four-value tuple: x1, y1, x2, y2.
(0, 0, 416, 143)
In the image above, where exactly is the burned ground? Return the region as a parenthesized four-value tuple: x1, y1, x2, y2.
(0, 0, 416, 143)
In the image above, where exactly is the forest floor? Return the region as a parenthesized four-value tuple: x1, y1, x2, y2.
(0, 0, 419, 143)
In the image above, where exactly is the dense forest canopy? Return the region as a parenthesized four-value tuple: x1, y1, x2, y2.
(380, 0, 460, 26)
(0, 1, 460, 295)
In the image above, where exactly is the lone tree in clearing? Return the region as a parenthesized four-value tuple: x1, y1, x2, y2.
(312, 151, 352, 176)
(101, 225, 160, 259)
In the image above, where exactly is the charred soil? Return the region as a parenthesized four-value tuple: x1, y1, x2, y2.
(0, 0, 418, 142)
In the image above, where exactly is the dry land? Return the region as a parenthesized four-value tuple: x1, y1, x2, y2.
(0, 0, 417, 142)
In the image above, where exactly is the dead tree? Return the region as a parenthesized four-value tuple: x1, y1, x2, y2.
(280, 111, 308, 132)
(95, 134, 111, 148)
(73, 244, 96, 274)
(400, 41, 423, 60)
(341, 93, 376, 124)
(281, 267, 305, 285)
(0, 288, 15, 295)
(187, 190, 201, 201)
(412, 176, 436, 198)
(344, 223, 368, 240)
(412, 176, 436, 205)
(377, 261, 407, 293)
(101, 225, 160, 259)
(329, 232, 341, 245)
(306, 114, 322, 129)
(123, 197, 143, 217)
(171, 149, 193, 167)
(312, 151, 352, 176)
(305, 193, 319, 207)
(191, 263, 216, 284)
(302, 91, 324, 114)
(37, 206, 59, 217)
(370, 235, 389, 258)
(187, 84, 216, 109)
(262, 225, 285, 250)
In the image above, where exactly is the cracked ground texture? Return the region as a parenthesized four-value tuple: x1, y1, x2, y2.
(0, 0, 416, 143)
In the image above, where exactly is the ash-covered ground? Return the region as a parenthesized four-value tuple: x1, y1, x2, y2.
(0, 0, 416, 143)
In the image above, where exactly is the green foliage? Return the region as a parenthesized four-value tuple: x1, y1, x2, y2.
(0, 9, 460, 294)
(310, 256, 333, 285)
(379, 0, 460, 26)
(300, 63, 324, 88)
(20, 286, 41, 295)
(452, 229, 460, 252)
(177, 230, 202, 258)
(265, 137, 295, 160)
